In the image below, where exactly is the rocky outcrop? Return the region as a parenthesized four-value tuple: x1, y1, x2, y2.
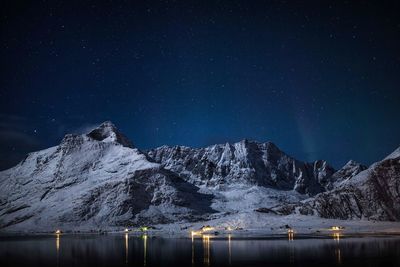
(148, 140, 335, 196)
(280, 150, 400, 221)
(328, 160, 367, 188)
(87, 121, 134, 148)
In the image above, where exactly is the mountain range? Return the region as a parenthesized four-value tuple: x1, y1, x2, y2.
(0, 121, 399, 232)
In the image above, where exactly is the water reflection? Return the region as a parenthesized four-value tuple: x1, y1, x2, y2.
(203, 235, 211, 266)
(55, 233, 60, 252)
(335, 247, 342, 265)
(228, 234, 232, 265)
(1, 234, 400, 267)
(288, 232, 294, 241)
(288, 239, 295, 263)
(332, 233, 342, 264)
(55, 233, 60, 267)
(143, 234, 147, 267)
(333, 232, 341, 242)
(124, 233, 129, 264)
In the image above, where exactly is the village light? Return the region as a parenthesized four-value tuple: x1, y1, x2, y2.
(201, 226, 215, 232)
(124, 228, 129, 233)
(55, 229, 61, 234)
(191, 231, 201, 236)
(287, 228, 294, 241)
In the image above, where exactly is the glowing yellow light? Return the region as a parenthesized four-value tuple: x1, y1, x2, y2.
(330, 226, 344, 231)
(55, 229, 61, 234)
(124, 228, 129, 232)
(140, 226, 148, 232)
(288, 229, 294, 241)
(191, 231, 201, 237)
(226, 226, 233, 231)
(333, 232, 341, 241)
(201, 226, 214, 232)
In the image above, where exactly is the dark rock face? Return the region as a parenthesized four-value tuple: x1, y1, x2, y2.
(87, 121, 134, 148)
(148, 140, 335, 196)
(285, 155, 400, 221)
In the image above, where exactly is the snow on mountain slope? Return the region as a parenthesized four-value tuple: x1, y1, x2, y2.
(205, 184, 307, 214)
(278, 147, 400, 221)
(0, 122, 214, 231)
(1, 121, 399, 233)
(385, 146, 400, 160)
(148, 140, 336, 196)
(328, 160, 367, 189)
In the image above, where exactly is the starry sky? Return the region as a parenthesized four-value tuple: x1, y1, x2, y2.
(1, 1, 400, 170)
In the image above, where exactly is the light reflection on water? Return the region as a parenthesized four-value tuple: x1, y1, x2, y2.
(124, 233, 128, 264)
(143, 234, 147, 267)
(333, 232, 341, 242)
(288, 231, 294, 241)
(1, 234, 400, 267)
(228, 234, 231, 265)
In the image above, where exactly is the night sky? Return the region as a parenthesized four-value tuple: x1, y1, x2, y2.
(1, 1, 400, 170)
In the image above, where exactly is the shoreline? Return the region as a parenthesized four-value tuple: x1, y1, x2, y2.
(1, 229, 400, 239)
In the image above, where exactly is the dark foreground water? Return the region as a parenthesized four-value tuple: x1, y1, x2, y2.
(1, 234, 400, 267)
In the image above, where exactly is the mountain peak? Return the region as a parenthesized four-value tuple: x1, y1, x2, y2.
(385, 146, 400, 160)
(87, 121, 134, 148)
(98, 120, 116, 129)
(344, 160, 364, 167)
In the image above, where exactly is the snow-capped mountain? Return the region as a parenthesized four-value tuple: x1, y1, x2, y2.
(0, 122, 213, 231)
(0, 121, 399, 232)
(276, 148, 400, 221)
(148, 141, 336, 196)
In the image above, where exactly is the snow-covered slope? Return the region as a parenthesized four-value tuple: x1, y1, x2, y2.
(327, 160, 367, 189)
(0, 121, 398, 232)
(148, 141, 336, 196)
(0, 122, 214, 231)
(278, 148, 400, 221)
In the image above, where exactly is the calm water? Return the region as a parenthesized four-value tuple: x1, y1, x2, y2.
(1, 234, 400, 267)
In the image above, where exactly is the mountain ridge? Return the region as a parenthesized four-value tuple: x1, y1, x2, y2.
(0, 121, 399, 232)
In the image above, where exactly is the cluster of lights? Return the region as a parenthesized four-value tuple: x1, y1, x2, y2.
(287, 228, 294, 241)
(333, 232, 341, 241)
(123, 226, 148, 233)
(191, 226, 217, 238)
(191, 231, 202, 236)
(331, 226, 343, 231)
(201, 226, 215, 232)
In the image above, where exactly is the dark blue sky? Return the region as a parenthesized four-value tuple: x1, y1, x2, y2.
(1, 1, 400, 170)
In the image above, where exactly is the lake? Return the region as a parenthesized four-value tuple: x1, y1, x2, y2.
(1, 233, 400, 267)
